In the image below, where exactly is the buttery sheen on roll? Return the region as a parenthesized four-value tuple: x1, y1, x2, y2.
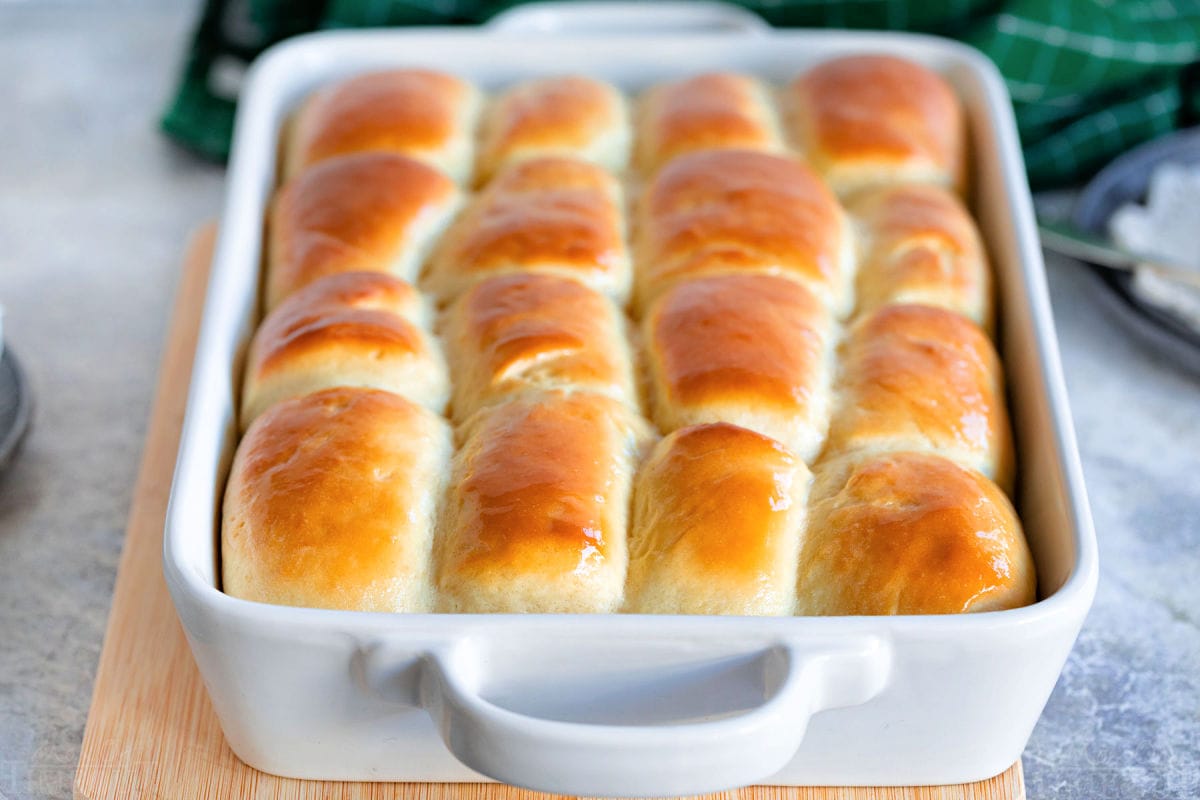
(796, 451, 1035, 615)
(634, 149, 853, 316)
(442, 273, 637, 422)
(284, 69, 481, 182)
(426, 157, 630, 303)
(626, 423, 811, 616)
(475, 76, 630, 185)
(436, 391, 653, 614)
(267, 152, 461, 309)
(848, 183, 991, 328)
(240, 271, 448, 430)
(636, 73, 784, 175)
(643, 273, 835, 462)
(824, 304, 1013, 490)
(222, 387, 453, 612)
(786, 55, 966, 197)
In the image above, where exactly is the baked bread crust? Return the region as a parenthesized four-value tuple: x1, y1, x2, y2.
(222, 387, 453, 612)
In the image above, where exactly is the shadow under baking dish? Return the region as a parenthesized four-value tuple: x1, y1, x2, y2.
(162, 21, 1098, 796)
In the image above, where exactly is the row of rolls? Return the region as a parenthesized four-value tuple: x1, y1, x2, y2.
(222, 55, 1037, 618)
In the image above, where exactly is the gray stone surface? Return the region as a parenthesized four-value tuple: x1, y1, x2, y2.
(0, 4, 1196, 799)
(0, 4, 225, 799)
(1023, 254, 1200, 799)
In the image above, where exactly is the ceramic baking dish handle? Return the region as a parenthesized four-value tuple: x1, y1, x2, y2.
(485, 1, 770, 37)
(420, 636, 890, 796)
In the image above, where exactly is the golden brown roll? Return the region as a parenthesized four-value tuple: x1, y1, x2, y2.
(786, 55, 966, 197)
(267, 152, 461, 310)
(426, 157, 630, 303)
(284, 69, 481, 183)
(848, 183, 991, 329)
(240, 272, 447, 430)
(796, 451, 1035, 615)
(222, 387, 453, 612)
(634, 149, 853, 316)
(635, 73, 784, 175)
(824, 304, 1013, 491)
(442, 273, 637, 423)
(475, 76, 629, 185)
(643, 274, 835, 462)
(626, 423, 811, 616)
(436, 391, 652, 613)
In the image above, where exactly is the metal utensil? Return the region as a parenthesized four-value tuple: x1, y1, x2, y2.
(1038, 220, 1200, 290)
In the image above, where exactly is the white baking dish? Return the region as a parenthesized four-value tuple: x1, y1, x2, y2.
(162, 4, 1099, 795)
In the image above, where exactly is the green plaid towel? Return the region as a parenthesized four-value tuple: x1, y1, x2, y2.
(161, 0, 1200, 188)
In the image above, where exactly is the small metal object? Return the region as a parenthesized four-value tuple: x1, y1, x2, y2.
(1038, 220, 1200, 290)
(0, 347, 32, 475)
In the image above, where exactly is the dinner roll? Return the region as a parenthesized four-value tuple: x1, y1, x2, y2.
(824, 304, 1013, 490)
(636, 73, 784, 175)
(442, 273, 637, 423)
(267, 152, 461, 310)
(634, 149, 853, 316)
(848, 183, 992, 329)
(241, 272, 448, 430)
(786, 55, 966, 197)
(626, 423, 811, 616)
(796, 451, 1035, 615)
(284, 69, 481, 183)
(426, 157, 630, 303)
(475, 76, 629, 185)
(222, 387, 453, 612)
(643, 274, 835, 462)
(436, 391, 653, 614)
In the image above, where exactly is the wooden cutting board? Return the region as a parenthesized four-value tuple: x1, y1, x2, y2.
(73, 226, 1025, 800)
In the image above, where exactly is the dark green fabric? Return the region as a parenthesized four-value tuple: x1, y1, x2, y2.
(160, 0, 1200, 187)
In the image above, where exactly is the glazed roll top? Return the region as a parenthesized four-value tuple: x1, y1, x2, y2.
(426, 157, 630, 303)
(222, 387, 454, 612)
(849, 183, 991, 328)
(284, 69, 481, 183)
(241, 272, 448, 430)
(442, 273, 637, 423)
(436, 391, 652, 614)
(267, 152, 461, 310)
(786, 55, 966, 198)
(475, 76, 629, 185)
(643, 274, 835, 462)
(796, 452, 1035, 615)
(626, 423, 811, 616)
(635, 73, 784, 175)
(634, 149, 853, 316)
(824, 304, 1013, 490)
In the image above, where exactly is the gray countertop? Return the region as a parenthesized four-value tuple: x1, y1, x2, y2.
(0, 4, 1197, 799)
